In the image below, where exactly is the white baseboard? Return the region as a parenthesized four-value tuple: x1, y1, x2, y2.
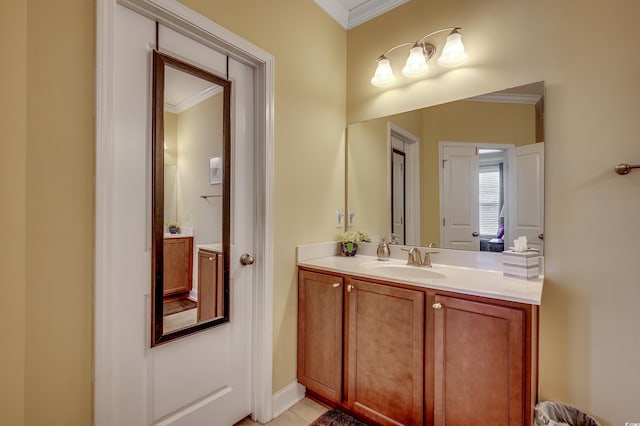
(272, 381, 306, 418)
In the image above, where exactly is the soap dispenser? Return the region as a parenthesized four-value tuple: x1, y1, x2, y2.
(377, 237, 390, 261)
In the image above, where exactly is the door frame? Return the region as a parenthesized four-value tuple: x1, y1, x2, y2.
(95, 0, 274, 424)
(388, 123, 420, 245)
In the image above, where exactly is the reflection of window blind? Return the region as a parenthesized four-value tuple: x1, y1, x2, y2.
(479, 164, 501, 236)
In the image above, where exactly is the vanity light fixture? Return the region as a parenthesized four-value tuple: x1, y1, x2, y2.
(371, 27, 468, 87)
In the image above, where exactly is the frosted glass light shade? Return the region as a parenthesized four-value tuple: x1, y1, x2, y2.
(437, 31, 468, 67)
(402, 46, 429, 77)
(371, 58, 395, 87)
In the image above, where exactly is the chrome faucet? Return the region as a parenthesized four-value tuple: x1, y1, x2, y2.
(403, 247, 423, 266)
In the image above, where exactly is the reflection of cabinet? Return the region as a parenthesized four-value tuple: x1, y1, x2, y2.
(433, 294, 526, 426)
(163, 237, 193, 296)
(297, 266, 538, 426)
(197, 249, 223, 322)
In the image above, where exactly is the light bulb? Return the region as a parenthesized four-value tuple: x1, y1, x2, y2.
(437, 30, 468, 67)
(402, 45, 429, 77)
(370, 57, 395, 87)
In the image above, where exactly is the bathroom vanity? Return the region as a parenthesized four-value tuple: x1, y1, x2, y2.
(163, 235, 194, 297)
(297, 244, 542, 426)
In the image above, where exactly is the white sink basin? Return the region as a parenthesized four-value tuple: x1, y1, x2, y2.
(360, 262, 446, 280)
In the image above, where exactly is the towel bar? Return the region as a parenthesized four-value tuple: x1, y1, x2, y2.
(615, 163, 640, 175)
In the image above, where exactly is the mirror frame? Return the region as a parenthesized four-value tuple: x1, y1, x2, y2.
(151, 51, 231, 346)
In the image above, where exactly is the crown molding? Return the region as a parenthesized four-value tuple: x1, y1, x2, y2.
(165, 84, 223, 114)
(466, 93, 542, 105)
(313, 0, 349, 28)
(347, 0, 409, 29)
(313, 0, 409, 30)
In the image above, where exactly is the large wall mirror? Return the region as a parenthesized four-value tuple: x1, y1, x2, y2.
(347, 81, 544, 254)
(152, 51, 231, 346)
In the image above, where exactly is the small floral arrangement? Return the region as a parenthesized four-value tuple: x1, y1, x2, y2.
(341, 230, 371, 244)
(166, 220, 179, 234)
(340, 230, 370, 256)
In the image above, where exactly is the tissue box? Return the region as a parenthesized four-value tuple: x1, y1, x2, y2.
(502, 250, 539, 280)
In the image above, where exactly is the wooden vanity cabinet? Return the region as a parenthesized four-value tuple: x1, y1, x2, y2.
(346, 279, 424, 426)
(297, 269, 344, 402)
(163, 237, 193, 296)
(297, 266, 538, 426)
(430, 293, 537, 426)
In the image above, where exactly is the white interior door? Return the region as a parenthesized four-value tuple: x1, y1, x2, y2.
(508, 142, 544, 254)
(391, 148, 406, 244)
(441, 145, 479, 250)
(110, 5, 253, 424)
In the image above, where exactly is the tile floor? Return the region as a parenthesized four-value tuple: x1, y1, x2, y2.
(233, 398, 328, 426)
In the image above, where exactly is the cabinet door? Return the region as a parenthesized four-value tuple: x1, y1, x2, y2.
(163, 237, 193, 296)
(197, 249, 222, 322)
(298, 269, 344, 402)
(347, 279, 424, 426)
(433, 294, 524, 426)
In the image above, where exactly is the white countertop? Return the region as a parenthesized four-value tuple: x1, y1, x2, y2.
(298, 254, 543, 305)
(164, 233, 193, 239)
(197, 243, 222, 253)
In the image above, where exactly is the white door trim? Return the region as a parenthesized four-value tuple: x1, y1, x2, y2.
(95, 0, 275, 424)
(388, 123, 420, 245)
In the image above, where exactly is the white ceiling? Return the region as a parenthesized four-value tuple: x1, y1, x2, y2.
(313, 0, 409, 29)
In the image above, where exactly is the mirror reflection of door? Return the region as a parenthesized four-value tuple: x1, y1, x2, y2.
(391, 148, 406, 244)
(440, 141, 543, 253)
(441, 144, 480, 250)
(508, 142, 544, 254)
(152, 51, 231, 345)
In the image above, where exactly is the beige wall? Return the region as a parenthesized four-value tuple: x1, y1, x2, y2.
(348, 1, 640, 424)
(176, 95, 224, 245)
(0, 0, 95, 425)
(4, 1, 639, 424)
(177, 0, 347, 392)
(0, 1, 27, 425)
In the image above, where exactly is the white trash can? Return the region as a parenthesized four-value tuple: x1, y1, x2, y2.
(534, 401, 600, 426)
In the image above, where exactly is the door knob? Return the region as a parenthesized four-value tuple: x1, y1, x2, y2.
(240, 253, 255, 266)
(538, 233, 544, 240)
(472, 232, 479, 237)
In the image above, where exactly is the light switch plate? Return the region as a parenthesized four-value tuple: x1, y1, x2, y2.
(336, 209, 344, 228)
(347, 209, 355, 227)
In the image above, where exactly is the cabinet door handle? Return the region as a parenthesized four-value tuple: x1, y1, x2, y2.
(332, 283, 341, 288)
(432, 302, 442, 310)
(347, 284, 354, 292)
(208, 257, 214, 261)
